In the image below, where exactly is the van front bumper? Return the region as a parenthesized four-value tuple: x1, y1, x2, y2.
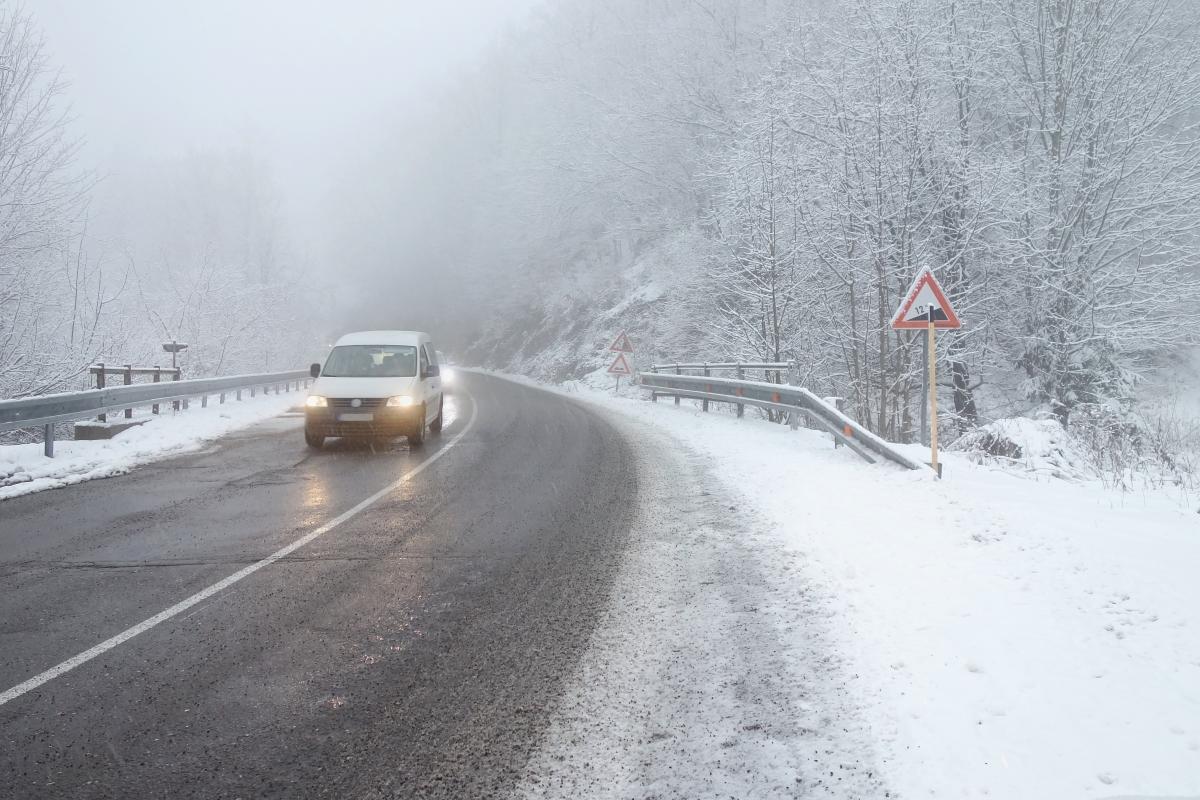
(304, 405, 421, 437)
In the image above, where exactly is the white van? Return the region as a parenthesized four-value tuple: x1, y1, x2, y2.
(304, 330, 444, 448)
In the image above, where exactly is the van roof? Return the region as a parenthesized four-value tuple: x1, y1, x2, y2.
(333, 330, 429, 347)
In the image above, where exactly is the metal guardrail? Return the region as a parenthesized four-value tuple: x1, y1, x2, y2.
(89, 363, 184, 421)
(89, 365, 183, 378)
(0, 369, 311, 457)
(650, 361, 793, 416)
(638, 370, 924, 471)
(651, 362, 790, 372)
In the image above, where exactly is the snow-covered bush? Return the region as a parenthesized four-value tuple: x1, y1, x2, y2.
(1070, 402, 1200, 494)
(951, 407, 1200, 496)
(949, 417, 1094, 482)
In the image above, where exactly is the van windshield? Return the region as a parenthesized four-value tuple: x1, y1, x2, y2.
(322, 345, 418, 378)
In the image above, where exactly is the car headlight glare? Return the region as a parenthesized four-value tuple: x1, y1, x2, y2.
(387, 395, 414, 407)
(305, 395, 328, 407)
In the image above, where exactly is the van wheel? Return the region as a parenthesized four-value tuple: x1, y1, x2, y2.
(430, 397, 444, 433)
(305, 430, 325, 449)
(409, 409, 427, 447)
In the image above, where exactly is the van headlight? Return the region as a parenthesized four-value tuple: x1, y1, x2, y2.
(387, 395, 414, 407)
(305, 395, 328, 408)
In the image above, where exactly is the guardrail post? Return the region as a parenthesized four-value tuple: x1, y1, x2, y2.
(96, 363, 107, 423)
(236, 388, 242, 401)
(43, 424, 54, 458)
(153, 367, 161, 415)
(830, 397, 847, 448)
(650, 366, 657, 403)
(674, 365, 681, 406)
(174, 370, 182, 412)
(787, 360, 800, 431)
(201, 394, 207, 408)
(735, 363, 745, 418)
(251, 386, 256, 398)
(123, 364, 133, 419)
(702, 363, 710, 412)
(220, 392, 225, 404)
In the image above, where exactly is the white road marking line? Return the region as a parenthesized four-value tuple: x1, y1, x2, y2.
(0, 397, 477, 708)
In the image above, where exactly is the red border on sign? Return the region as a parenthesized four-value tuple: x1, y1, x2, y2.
(891, 269, 962, 330)
(609, 331, 634, 353)
(607, 352, 633, 375)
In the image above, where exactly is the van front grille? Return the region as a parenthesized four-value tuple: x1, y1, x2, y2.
(328, 398, 388, 409)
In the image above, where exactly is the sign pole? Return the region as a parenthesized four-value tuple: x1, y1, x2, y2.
(615, 374, 620, 395)
(892, 268, 959, 477)
(920, 328, 929, 446)
(928, 317, 939, 477)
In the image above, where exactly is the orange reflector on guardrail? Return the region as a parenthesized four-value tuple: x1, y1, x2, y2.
(843, 424, 853, 437)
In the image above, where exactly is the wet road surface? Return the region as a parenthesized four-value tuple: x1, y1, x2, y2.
(0, 372, 636, 798)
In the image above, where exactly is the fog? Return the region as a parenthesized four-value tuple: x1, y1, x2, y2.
(33, 0, 540, 350)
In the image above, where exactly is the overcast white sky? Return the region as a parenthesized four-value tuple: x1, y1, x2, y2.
(34, 0, 541, 220)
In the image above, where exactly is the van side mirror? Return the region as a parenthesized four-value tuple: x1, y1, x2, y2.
(425, 364, 440, 378)
(309, 363, 321, 378)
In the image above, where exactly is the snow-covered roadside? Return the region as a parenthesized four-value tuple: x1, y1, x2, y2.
(479, 366, 1200, 799)
(0, 392, 301, 501)
(518, 404, 886, 798)
(567, 388, 1200, 799)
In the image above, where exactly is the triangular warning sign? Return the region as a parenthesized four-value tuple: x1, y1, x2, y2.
(891, 269, 962, 329)
(607, 352, 633, 376)
(608, 331, 634, 353)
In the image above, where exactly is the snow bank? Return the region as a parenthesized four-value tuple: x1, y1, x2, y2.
(572, 388, 1200, 799)
(0, 392, 300, 501)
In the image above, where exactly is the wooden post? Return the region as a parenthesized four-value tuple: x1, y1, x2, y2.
(929, 320, 939, 476)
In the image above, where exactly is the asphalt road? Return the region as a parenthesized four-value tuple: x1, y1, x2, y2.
(0, 372, 636, 799)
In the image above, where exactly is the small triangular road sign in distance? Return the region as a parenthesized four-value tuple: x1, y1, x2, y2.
(607, 352, 633, 376)
(891, 269, 962, 329)
(609, 331, 634, 353)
